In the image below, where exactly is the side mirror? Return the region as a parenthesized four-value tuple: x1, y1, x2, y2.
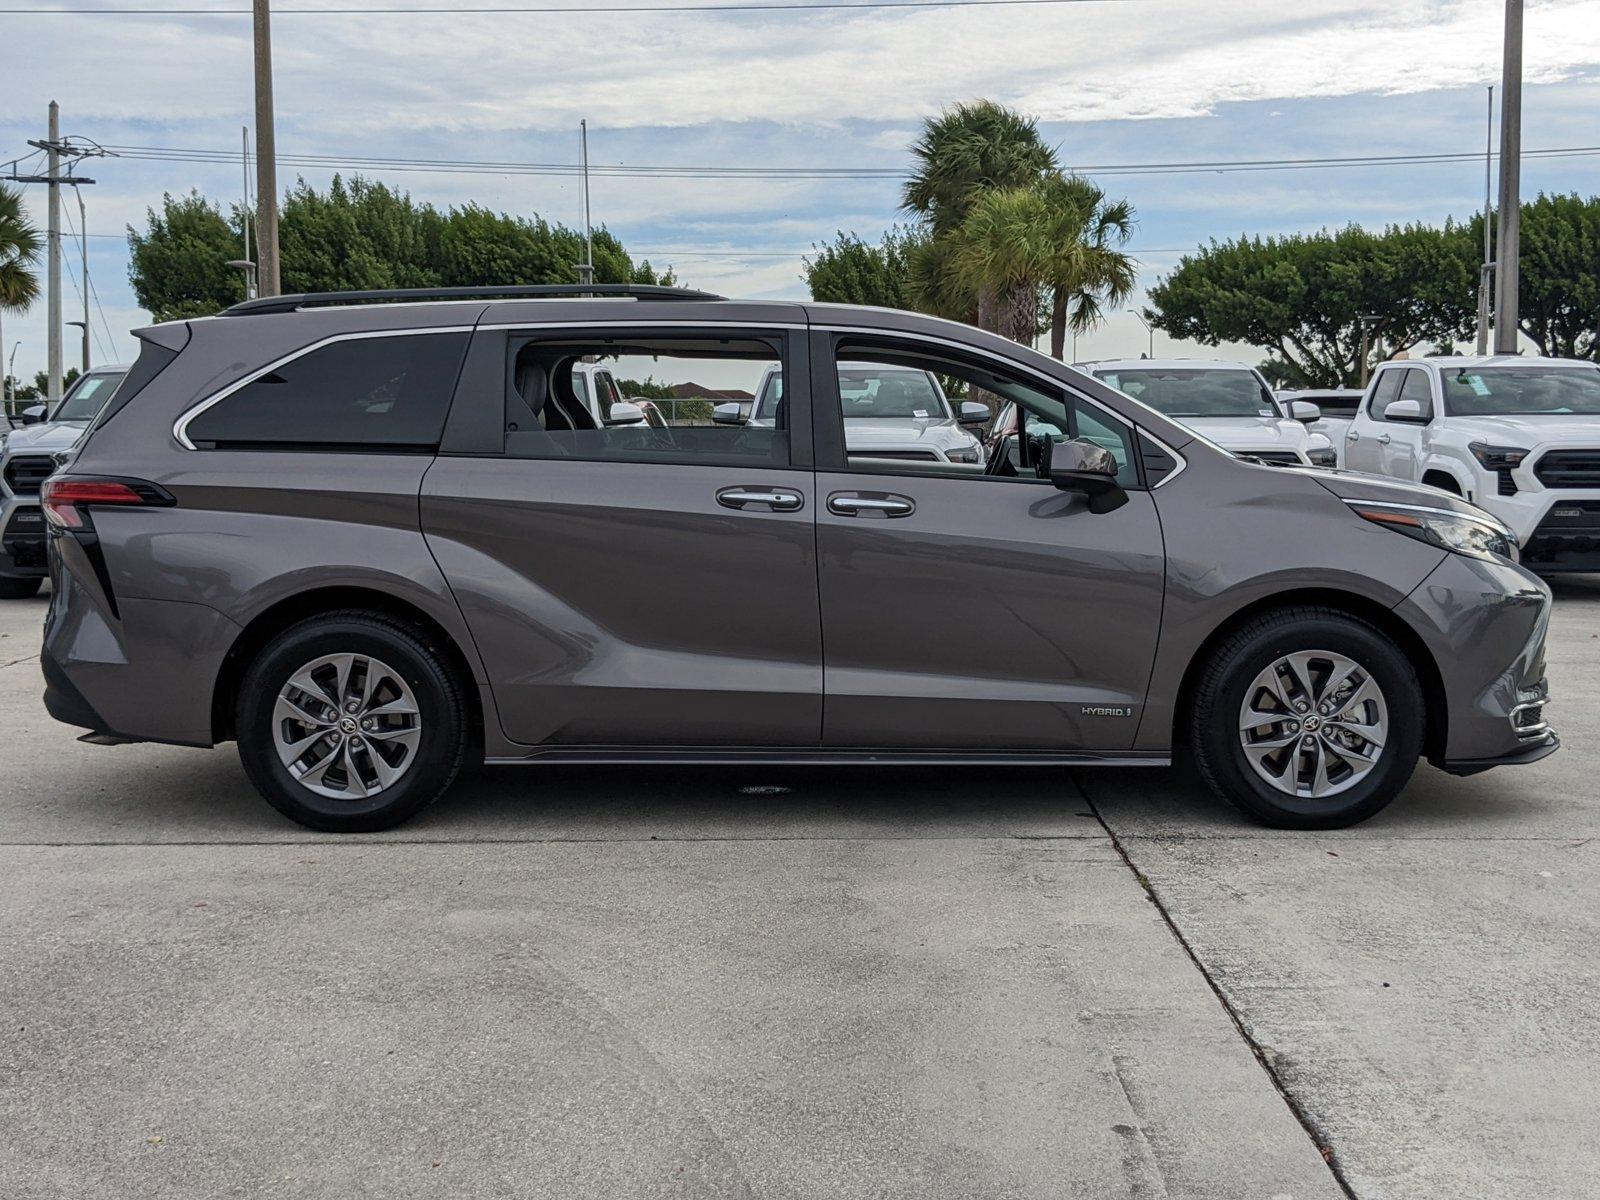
(1384, 398, 1429, 423)
(1048, 437, 1128, 514)
(711, 402, 745, 426)
(1287, 400, 1322, 424)
(21, 404, 46, 425)
(957, 401, 989, 426)
(605, 401, 646, 426)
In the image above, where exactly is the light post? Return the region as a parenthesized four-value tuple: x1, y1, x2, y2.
(4, 341, 18, 422)
(1358, 314, 1381, 387)
(1133, 310, 1155, 359)
(227, 259, 258, 301)
(66, 320, 88, 374)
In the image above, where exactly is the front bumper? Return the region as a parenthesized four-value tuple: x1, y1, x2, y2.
(0, 497, 48, 579)
(1396, 552, 1557, 769)
(1475, 486, 1600, 574)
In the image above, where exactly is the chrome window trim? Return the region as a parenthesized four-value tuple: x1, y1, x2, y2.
(171, 326, 476, 450)
(812, 322, 1189, 489)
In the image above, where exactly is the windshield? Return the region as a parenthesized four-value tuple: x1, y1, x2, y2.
(50, 371, 126, 422)
(838, 367, 949, 419)
(1439, 365, 1600, 416)
(1098, 368, 1278, 418)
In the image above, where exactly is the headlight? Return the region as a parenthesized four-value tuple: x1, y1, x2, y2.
(1348, 500, 1519, 563)
(1469, 443, 1530, 471)
(1307, 447, 1338, 467)
(945, 445, 981, 464)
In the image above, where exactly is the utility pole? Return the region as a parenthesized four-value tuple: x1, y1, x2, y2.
(577, 119, 594, 287)
(1476, 85, 1494, 356)
(1493, 0, 1522, 355)
(46, 102, 61, 405)
(12, 107, 102, 399)
(253, 0, 281, 297)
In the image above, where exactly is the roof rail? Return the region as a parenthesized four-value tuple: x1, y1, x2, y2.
(221, 283, 726, 317)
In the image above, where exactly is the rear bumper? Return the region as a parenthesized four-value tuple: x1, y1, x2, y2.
(42, 559, 240, 747)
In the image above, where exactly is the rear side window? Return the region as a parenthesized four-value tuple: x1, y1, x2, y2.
(185, 332, 469, 451)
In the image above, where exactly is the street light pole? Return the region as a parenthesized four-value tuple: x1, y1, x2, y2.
(1476, 85, 1494, 356)
(253, 0, 281, 297)
(1359, 314, 1381, 387)
(578, 119, 594, 287)
(1493, 0, 1522, 355)
(75, 186, 89, 371)
(1133, 310, 1155, 359)
(45, 101, 61, 407)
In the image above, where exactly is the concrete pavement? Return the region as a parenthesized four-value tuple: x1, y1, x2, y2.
(2, 579, 1596, 1197)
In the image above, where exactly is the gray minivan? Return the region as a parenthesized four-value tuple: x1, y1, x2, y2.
(40, 286, 1556, 832)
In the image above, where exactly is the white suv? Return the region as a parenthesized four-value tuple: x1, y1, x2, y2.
(1343, 356, 1600, 573)
(1084, 359, 1331, 466)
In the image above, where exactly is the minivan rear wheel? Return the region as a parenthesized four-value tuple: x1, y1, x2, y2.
(1188, 606, 1424, 829)
(236, 611, 468, 832)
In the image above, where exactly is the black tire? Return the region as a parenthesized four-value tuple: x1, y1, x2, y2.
(1188, 606, 1424, 829)
(0, 576, 42, 599)
(236, 610, 469, 832)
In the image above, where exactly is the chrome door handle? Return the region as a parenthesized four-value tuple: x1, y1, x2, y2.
(717, 487, 804, 512)
(827, 492, 915, 518)
(1346, 430, 1360, 442)
(1376, 433, 1392, 445)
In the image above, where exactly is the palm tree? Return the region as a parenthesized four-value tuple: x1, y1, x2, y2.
(1037, 174, 1136, 360)
(0, 184, 42, 415)
(945, 173, 1138, 353)
(902, 101, 1057, 329)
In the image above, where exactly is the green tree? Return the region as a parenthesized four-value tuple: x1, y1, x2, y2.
(130, 176, 678, 320)
(804, 226, 924, 308)
(128, 192, 247, 321)
(1038, 174, 1137, 360)
(1146, 224, 1476, 387)
(1458, 193, 1600, 359)
(902, 101, 1058, 328)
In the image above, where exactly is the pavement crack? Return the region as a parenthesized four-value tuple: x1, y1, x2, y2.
(1075, 771, 1359, 1200)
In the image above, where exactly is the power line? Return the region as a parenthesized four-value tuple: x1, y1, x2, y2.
(96, 141, 1600, 181)
(58, 198, 112, 361)
(3, 0, 1142, 14)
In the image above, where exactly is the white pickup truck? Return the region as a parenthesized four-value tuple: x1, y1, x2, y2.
(1343, 355, 1600, 574)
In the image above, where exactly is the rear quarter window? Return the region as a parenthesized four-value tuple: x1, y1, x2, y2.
(185, 332, 469, 451)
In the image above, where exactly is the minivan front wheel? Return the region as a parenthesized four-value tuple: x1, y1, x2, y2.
(236, 611, 468, 832)
(1189, 607, 1424, 829)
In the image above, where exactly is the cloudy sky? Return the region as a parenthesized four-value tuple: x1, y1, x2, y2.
(3, 0, 1599, 381)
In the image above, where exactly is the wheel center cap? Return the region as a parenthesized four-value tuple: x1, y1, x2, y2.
(1304, 715, 1322, 732)
(339, 716, 358, 734)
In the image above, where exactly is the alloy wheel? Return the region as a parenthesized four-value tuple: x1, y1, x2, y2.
(272, 652, 422, 800)
(1237, 649, 1389, 799)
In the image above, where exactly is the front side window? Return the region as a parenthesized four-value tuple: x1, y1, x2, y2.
(831, 340, 1138, 487)
(502, 333, 787, 468)
(1394, 369, 1434, 419)
(1097, 368, 1278, 419)
(1439, 364, 1600, 416)
(1366, 370, 1404, 419)
(186, 332, 469, 451)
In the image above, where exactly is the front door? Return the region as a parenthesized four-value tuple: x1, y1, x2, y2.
(809, 331, 1166, 751)
(422, 325, 822, 748)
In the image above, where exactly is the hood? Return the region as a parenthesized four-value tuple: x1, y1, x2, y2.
(1173, 415, 1308, 453)
(842, 417, 977, 451)
(1309, 468, 1488, 520)
(1443, 413, 1600, 446)
(1, 420, 88, 454)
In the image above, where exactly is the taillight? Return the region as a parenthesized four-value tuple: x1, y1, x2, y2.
(42, 477, 176, 529)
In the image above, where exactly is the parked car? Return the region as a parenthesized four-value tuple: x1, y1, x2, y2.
(1, 363, 128, 598)
(738, 362, 987, 467)
(1279, 387, 1364, 465)
(569, 360, 656, 427)
(1343, 356, 1600, 573)
(1083, 359, 1330, 466)
(41, 285, 1554, 834)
